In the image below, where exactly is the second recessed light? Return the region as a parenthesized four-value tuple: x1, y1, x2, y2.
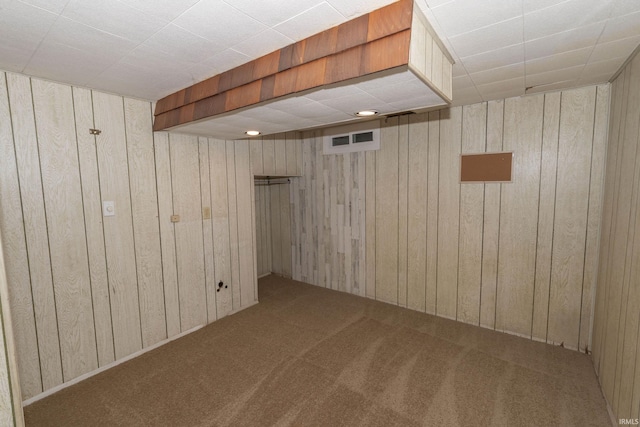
(355, 110, 378, 117)
(245, 130, 261, 136)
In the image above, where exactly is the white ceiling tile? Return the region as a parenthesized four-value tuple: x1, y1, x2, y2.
(194, 48, 252, 76)
(45, 16, 138, 57)
(62, 0, 168, 43)
(320, 91, 387, 114)
(0, 2, 57, 54)
(305, 84, 363, 102)
(525, 65, 584, 87)
(24, 41, 115, 86)
(453, 75, 475, 90)
(119, 47, 192, 76)
(173, 0, 267, 44)
(0, 44, 33, 72)
(481, 87, 525, 102)
(525, 47, 592, 75)
(355, 70, 414, 91)
(142, 24, 225, 64)
(116, 0, 199, 21)
(579, 72, 616, 85)
(523, 0, 570, 14)
(590, 36, 640, 62)
(451, 86, 483, 107)
(469, 63, 524, 86)
(448, 17, 523, 58)
(224, 0, 323, 27)
(18, 0, 69, 14)
(524, 0, 612, 41)
(232, 29, 294, 59)
(583, 56, 627, 77)
(579, 73, 613, 86)
(273, 2, 345, 41)
(610, 0, 640, 18)
(423, 0, 454, 9)
(600, 11, 640, 43)
(524, 22, 604, 59)
(452, 63, 468, 77)
(92, 62, 190, 100)
(475, 76, 524, 96)
(460, 44, 525, 74)
(326, 0, 395, 19)
(429, 0, 523, 37)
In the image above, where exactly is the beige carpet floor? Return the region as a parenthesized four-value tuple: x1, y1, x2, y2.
(24, 275, 611, 426)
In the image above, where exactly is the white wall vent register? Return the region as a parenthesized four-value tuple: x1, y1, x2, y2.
(323, 121, 380, 155)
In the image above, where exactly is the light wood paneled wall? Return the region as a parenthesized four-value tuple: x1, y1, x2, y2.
(249, 132, 300, 177)
(592, 51, 640, 422)
(291, 133, 367, 295)
(0, 72, 257, 400)
(0, 226, 25, 426)
(254, 181, 293, 278)
(291, 85, 609, 352)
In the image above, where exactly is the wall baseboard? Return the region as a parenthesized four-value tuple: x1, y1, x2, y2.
(22, 324, 203, 406)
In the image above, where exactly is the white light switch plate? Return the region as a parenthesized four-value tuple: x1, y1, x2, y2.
(103, 201, 115, 217)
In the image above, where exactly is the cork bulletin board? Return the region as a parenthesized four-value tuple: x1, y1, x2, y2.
(460, 152, 513, 183)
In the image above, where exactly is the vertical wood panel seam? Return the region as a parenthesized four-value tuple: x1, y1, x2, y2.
(435, 116, 440, 313)
(397, 121, 400, 305)
(90, 90, 117, 361)
(72, 87, 100, 368)
(167, 136, 182, 331)
(546, 92, 563, 342)
(152, 133, 170, 338)
(149, 111, 169, 337)
(228, 141, 241, 308)
(196, 142, 209, 321)
(531, 94, 547, 339)
(456, 109, 463, 321)
(424, 116, 429, 312)
(206, 138, 219, 321)
(251, 173, 257, 301)
(578, 90, 599, 349)
(405, 120, 410, 307)
(456, 109, 462, 320)
(494, 102, 506, 330)
(479, 102, 488, 324)
(33, 79, 67, 382)
(6, 73, 46, 391)
(234, 144, 242, 307)
(375, 129, 378, 301)
(122, 97, 145, 348)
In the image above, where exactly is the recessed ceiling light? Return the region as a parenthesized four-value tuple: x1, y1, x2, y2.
(355, 110, 378, 117)
(245, 130, 261, 136)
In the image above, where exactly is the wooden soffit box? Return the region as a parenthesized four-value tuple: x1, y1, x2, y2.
(153, 0, 454, 139)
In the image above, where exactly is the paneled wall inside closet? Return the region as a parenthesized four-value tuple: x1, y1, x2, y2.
(290, 84, 610, 352)
(254, 181, 293, 278)
(0, 71, 258, 400)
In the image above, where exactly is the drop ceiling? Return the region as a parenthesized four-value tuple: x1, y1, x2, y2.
(1, 0, 639, 107)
